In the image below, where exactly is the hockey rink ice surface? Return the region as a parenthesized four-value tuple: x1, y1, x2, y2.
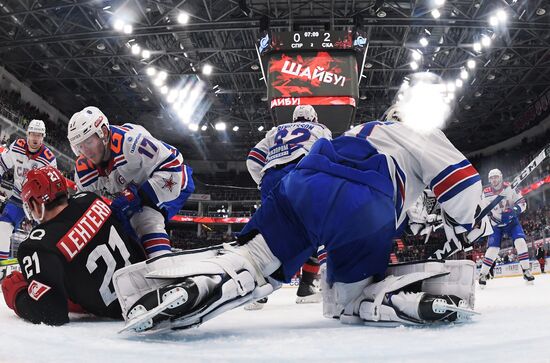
(2, 274, 550, 363)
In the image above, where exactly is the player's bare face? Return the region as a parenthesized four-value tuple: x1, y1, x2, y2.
(27, 132, 43, 151)
(489, 176, 501, 189)
(75, 134, 105, 164)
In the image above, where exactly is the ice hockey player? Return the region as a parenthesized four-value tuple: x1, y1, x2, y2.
(1, 166, 146, 325)
(478, 168, 533, 287)
(67, 106, 194, 258)
(114, 116, 492, 333)
(0, 120, 56, 261)
(245, 105, 332, 308)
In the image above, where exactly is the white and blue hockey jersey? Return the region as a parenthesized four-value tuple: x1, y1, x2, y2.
(74, 124, 192, 207)
(482, 182, 526, 227)
(345, 121, 482, 231)
(0, 139, 57, 201)
(246, 122, 332, 185)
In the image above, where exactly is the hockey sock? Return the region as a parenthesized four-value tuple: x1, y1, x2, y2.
(514, 238, 530, 271)
(480, 247, 500, 276)
(0, 221, 14, 260)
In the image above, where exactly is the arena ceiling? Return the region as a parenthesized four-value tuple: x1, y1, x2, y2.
(0, 0, 549, 161)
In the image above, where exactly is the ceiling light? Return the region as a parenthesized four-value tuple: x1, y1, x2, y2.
(447, 82, 456, 93)
(474, 91, 482, 97)
(123, 24, 133, 34)
(460, 69, 469, 79)
(160, 86, 169, 94)
(364, 62, 373, 68)
(215, 122, 226, 131)
(114, 19, 124, 31)
(129, 82, 137, 89)
(455, 79, 463, 88)
(502, 54, 511, 60)
(496, 9, 507, 22)
(489, 16, 498, 26)
(131, 44, 141, 55)
(141, 49, 151, 59)
(376, 10, 386, 18)
(232, 126, 239, 132)
(158, 70, 167, 81)
(412, 50, 422, 61)
(112, 64, 120, 71)
(434, 0, 445, 5)
(97, 43, 106, 50)
(251, 64, 259, 70)
(487, 74, 495, 80)
(467, 59, 476, 69)
(188, 123, 199, 131)
(410, 61, 419, 70)
(431, 9, 441, 18)
(481, 35, 491, 47)
(536, 8, 546, 16)
(202, 64, 213, 75)
(177, 12, 190, 24)
(258, 125, 264, 131)
(146, 67, 156, 76)
(153, 77, 163, 86)
(167, 89, 178, 103)
(142, 96, 149, 102)
(464, 104, 471, 110)
(473, 42, 482, 52)
(419, 37, 429, 47)
(201, 125, 208, 131)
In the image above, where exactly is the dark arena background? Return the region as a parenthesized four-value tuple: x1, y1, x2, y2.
(0, 1, 550, 362)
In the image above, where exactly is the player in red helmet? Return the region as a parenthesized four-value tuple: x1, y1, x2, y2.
(1, 166, 145, 325)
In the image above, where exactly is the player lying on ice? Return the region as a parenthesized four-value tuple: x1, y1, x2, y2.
(114, 112, 494, 333)
(1, 166, 220, 326)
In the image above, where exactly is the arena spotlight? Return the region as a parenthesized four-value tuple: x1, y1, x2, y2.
(114, 19, 124, 31)
(160, 86, 168, 95)
(419, 37, 429, 47)
(460, 69, 469, 79)
(410, 61, 419, 70)
(258, 125, 264, 131)
(141, 49, 151, 59)
(481, 35, 491, 48)
(412, 50, 422, 61)
(131, 44, 141, 55)
(455, 79, 463, 88)
(434, 0, 445, 5)
(232, 126, 239, 132)
(215, 122, 226, 131)
(146, 67, 156, 76)
(467, 59, 476, 69)
(167, 89, 178, 103)
(157, 70, 168, 81)
(123, 24, 133, 34)
(496, 9, 507, 22)
(188, 123, 199, 131)
(473, 42, 482, 52)
(202, 64, 213, 76)
(431, 9, 441, 19)
(201, 124, 208, 131)
(177, 12, 190, 24)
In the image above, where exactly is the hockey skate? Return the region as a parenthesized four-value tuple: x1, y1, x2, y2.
(358, 291, 478, 326)
(522, 269, 535, 285)
(478, 273, 488, 289)
(244, 297, 268, 311)
(296, 271, 321, 304)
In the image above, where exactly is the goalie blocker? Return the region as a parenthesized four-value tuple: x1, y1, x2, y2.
(115, 235, 477, 333)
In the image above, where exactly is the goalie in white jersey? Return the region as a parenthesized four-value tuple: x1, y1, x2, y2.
(0, 120, 57, 261)
(115, 110, 494, 332)
(478, 168, 533, 286)
(246, 105, 332, 307)
(67, 106, 194, 258)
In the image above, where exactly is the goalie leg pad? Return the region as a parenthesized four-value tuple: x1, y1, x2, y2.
(113, 244, 223, 319)
(122, 236, 281, 332)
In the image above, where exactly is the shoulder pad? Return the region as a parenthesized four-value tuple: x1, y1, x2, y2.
(39, 146, 56, 162)
(11, 139, 27, 152)
(75, 155, 98, 179)
(502, 181, 510, 187)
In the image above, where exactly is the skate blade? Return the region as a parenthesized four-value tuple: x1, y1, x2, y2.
(244, 302, 265, 311)
(296, 294, 322, 304)
(433, 300, 480, 318)
(525, 280, 534, 285)
(119, 288, 188, 333)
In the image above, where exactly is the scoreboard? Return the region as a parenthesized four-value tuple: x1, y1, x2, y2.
(259, 30, 368, 54)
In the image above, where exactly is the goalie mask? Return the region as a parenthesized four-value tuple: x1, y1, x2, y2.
(488, 169, 503, 190)
(21, 166, 68, 223)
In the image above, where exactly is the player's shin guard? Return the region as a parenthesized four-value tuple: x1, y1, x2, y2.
(514, 238, 531, 271)
(121, 234, 282, 332)
(0, 221, 14, 260)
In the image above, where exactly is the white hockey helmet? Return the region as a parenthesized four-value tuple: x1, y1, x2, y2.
(383, 104, 402, 122)
(67, 106, 109, 156)
(488, 168, 503, 188)
(27, 119, 46, 136)
(292, 105, 318, 123)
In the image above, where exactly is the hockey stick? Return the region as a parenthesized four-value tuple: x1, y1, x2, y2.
(429, 143, 550, 260)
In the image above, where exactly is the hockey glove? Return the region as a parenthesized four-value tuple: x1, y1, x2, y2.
(111, 184, 143, 221)
(2, 270, 27, 313)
